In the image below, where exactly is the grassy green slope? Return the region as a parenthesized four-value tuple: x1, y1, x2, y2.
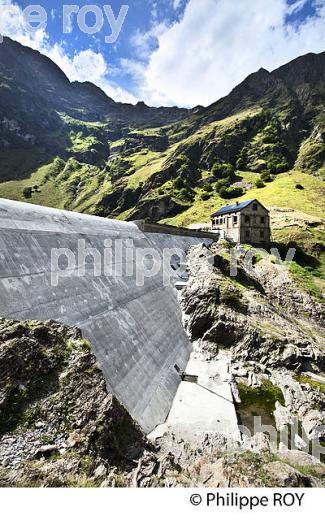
(162, 170, 325, 226)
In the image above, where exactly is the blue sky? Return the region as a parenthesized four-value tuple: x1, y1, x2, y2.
(1, 0, 325, 106)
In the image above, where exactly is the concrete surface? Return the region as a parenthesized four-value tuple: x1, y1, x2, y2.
(149, 351, 240, 441)
(0, 199, 212, 432)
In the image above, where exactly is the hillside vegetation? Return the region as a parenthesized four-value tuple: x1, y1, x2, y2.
(0, 38, 324, 229)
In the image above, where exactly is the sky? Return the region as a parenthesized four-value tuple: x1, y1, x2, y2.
(0, 0, 325, 107)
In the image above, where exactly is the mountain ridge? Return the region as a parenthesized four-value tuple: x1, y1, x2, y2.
(0, 36, 324, 227)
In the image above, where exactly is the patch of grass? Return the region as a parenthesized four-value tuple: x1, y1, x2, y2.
(242, 170, 325, 217)
(220, 284, 247, 312)
(110, 138, 125, 151)
(295, 374, 325, 394)
(126, 153, 168, 189)
(228, 451, 277, 486)
(273, 226, 325, 279)
(163, 170, 325, 227)
(289, 261, 324, 301)
(69, 132, 99, 152)
(278, 457, 325, 481)
(296, 135, 325, 175)
(238, 380, 285, 418)
(128, 127, 163, 137)
(127, 150, 160, 170)
(0, 158, 67, 208)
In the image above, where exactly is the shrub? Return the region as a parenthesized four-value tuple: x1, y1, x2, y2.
(261, 171, 273, 183)
(236, 157, 246, 170)
(178, 154, 189, 165)
(201, 192, 210, 201)
(215, 178, 231, 192)
(173, 176, 185, 190)
(255, 179, 265, 189)
(219, 186, 244, 199)
(23, 187, 32, 199)
(179, 187, 193, 202)
(178, 163, 190, 179)
(202, 182, 213, 193)
(212, 162, 234, 179)
(266, 159, 289, 174)
(275, 160, 289, 173)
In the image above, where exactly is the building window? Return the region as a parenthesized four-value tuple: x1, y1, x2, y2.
(261, 216, 265, 224)
(260, 230, 265, 238)
(233, 216, 238, 224)
(253, 203, 258, 211)
(245, 215, 250, 224)
(245, 230, 250, 238)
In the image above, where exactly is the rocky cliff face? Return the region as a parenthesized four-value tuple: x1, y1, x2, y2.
(177, 242, 325, 459)
(0, 316, 324, 487)
(180, 242, 324, 370)
(0, 319, 145, 487)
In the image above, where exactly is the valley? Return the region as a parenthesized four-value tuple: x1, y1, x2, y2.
(0, 38, 324, 229)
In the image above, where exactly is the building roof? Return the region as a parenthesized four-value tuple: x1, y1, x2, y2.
(211, 199, 269, 217)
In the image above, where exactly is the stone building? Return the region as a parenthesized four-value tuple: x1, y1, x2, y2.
(211, 199, 271, 245)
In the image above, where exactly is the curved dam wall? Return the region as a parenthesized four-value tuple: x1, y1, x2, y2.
(0, 199, 213, 432)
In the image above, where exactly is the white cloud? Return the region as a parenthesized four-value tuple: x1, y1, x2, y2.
(131, 0, 325, 107)
(1, 0, 325, 109)
(0, 0, 49, 49)
(47, 45, 137, 103)
(49, 46, 107, 83)
(0, 0, 137, 104)
(130, 22, 168, 60)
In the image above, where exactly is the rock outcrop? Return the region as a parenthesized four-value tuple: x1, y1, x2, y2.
(180, 242, 325, 372)
(0, 317, 324, 487)
(177, 241, 325, 460)
(0, 319, 145, 487)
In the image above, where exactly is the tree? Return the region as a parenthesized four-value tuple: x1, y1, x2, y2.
(23, 187, 32, 199)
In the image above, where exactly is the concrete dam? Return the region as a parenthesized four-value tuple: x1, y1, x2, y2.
(0, 199, 215, 432)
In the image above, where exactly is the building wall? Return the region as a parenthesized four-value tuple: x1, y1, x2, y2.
(211, 212, 240, 242)
(211, 202, 270, 245)
(239, 204, 270, 245)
